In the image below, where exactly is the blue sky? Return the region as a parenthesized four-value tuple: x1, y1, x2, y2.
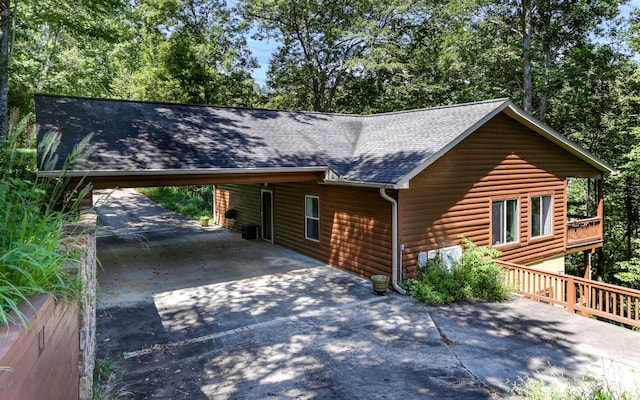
(247, 34, 274, 87)
(247, 1, 640, 87)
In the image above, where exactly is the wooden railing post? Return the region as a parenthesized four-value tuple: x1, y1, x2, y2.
(566, 276, 576, 313)
(498, 259, 640, 328)
(597, 177, 604, 238)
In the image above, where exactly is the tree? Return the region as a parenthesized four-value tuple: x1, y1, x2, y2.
(476, 0, 623, 119)
(0, 0, 125, 138)
(112, 0, 258, 106)
(247, 0, 408, 112)
(1, 0, 10, 140)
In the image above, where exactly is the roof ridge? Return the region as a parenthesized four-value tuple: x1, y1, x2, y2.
(34, 93, 362, 119)
(360, 98, 510, 118)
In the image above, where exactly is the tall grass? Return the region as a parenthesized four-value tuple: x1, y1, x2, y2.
(0, 112, 90, 325)
(510, 366, 640, 399)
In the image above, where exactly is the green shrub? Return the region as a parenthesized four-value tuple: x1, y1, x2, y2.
(405, 237, 514, 305)
(405, 259, 471, 304)
(460, 238, 514, 301)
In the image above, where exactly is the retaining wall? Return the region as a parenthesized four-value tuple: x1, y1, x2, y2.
(0, 212, 97, 400)
(0, 295, 80, 400)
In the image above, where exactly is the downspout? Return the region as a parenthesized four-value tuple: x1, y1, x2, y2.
(379, 188, 406, 294)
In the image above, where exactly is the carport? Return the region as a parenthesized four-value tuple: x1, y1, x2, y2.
(94, 188, 329, 309)
(94, 193, 640, 399)
(93, 189, 489, 399)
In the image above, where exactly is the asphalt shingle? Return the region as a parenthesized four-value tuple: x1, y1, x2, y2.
(36, 95, 509, 185)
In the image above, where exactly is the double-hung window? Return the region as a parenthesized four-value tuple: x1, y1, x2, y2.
(531, 195, 552, 238)
(305, 195, 320, 241)
(492, 198, 519, 246)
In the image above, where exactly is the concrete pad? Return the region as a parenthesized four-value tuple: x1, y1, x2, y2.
(95, 188, 640, 399)
(428, 299, 640, 393)
(94, 188, 217, 238)
(98, 271, 491, 399)
(97, 230, 324, 308)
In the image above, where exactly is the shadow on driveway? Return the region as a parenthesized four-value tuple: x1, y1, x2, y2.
(95, 189, 640, 399)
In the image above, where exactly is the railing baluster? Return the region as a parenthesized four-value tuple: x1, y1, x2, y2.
(497, 260, 640, 328)
(599, 288, 603, 312)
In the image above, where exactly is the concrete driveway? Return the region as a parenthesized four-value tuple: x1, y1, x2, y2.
(95, 189, 640, 399)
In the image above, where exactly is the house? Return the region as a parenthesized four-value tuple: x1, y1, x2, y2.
(36, 94, 614, 291)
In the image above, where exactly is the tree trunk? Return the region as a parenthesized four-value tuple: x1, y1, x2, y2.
(626, 175, 633, 260)
(538, 49, 551, 122)
(0, 0, 10, 142)
(521, 0, 533, 114)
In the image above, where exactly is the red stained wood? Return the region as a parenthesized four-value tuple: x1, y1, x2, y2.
(214, 113, 606, 280)
(216, 182, 393, 278)
(0, 295, 80, 400)
(398, 114, 603, 273)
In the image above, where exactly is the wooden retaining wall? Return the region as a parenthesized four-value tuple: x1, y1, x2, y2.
(0, 212, 97, 400)
(0, 295, 80, 400)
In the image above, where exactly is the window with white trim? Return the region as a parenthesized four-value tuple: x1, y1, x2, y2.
(492, 198, 519, 246)
(305, 195, 319, 241)
(531, 195, 552, 238)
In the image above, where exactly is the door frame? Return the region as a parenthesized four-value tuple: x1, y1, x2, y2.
(261, 189, 274, 243)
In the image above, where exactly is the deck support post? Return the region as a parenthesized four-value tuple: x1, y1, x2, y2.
(583, 250, 592, 281)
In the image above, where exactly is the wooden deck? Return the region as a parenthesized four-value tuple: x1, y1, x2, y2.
(498, 260, 640, 328)
(566, 217, 603, 252)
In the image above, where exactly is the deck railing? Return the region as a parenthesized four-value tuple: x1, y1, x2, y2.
(566, 217, 602, 248)
(497, 260, 640, 328)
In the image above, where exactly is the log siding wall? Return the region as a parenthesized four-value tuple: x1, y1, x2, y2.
(215, 183, 393, 278)
(398, 114, 602, 275)
(214, 184, 262, 231)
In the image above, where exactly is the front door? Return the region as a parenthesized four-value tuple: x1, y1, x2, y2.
(261, 190, 273, 242)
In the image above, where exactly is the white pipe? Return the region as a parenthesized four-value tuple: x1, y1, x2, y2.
(379, 188, 406, 294)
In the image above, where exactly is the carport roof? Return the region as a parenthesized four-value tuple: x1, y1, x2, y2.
(35, 94, 614, 188)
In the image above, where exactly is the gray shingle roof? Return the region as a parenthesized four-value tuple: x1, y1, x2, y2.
(36, 96, 361, 176)
(36, 95, 610, 185)
(348, 100, 507, 183)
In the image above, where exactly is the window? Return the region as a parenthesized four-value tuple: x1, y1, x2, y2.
(492, 198, 519, 246)
(305, 195, 319, 241)
(531, 195, 552, 238)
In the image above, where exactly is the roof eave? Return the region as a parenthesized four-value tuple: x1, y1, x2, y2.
(37, 166, 332, 178)
(394, 100, 617, 188)
(322, 179, 401, 190)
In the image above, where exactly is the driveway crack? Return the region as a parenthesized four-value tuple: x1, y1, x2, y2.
(428, 310, 498, 396)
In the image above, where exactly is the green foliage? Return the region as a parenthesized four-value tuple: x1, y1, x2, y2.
(112, 0, 259, 106)
(248, 0, 410, 112)
(405, 238, 513, 305)
(7, 0, 127, 112)
(405, 260, 471, 305)
(510, 367, 640, 400)
(0, 124, 88, 326)
(613, 238, 640, 289)
(138, 186, 213, 220)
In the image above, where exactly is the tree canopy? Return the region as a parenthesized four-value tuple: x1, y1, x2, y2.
(1, 0, 640, 285)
